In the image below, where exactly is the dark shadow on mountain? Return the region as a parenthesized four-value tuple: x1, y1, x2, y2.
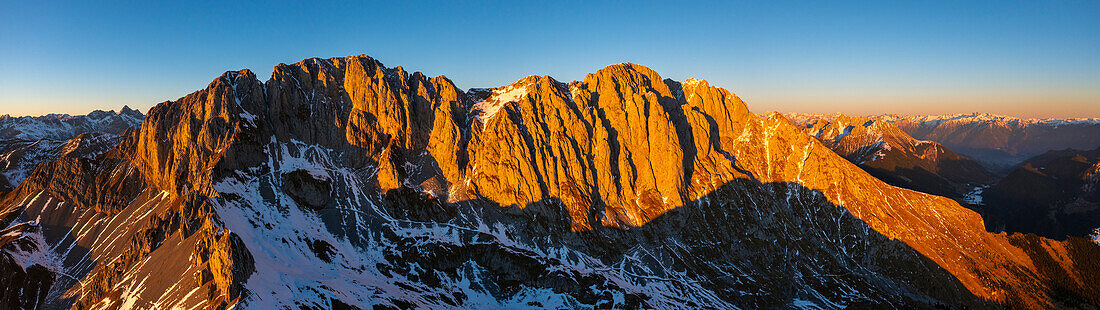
(658, 80, 698, 189)
(952, 147, 1029, 174)
(862, 166, 961, 200)
(376, 177, 996, 309)
(982, 148, 1100, 240)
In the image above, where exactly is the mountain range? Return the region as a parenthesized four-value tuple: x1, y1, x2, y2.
(0, 107, 144, 194)
(787, 113, 1100, 243)
(884, 114, 1100, 172)
(788, 113, 1100, 173)
(787, 114, 996, 203)
(1, 55, 1098, 309)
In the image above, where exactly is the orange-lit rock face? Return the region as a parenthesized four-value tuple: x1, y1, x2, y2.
(131, 69, 265, 196)
(466, 66, 703, 230)
(457, 64, 1097, 307)
(462, 65, 773, 231)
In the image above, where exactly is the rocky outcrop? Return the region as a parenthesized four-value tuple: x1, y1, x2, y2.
(192, 217, 254, 307)
(0, 55, 1097, 309)
(130, 70, 265, 195)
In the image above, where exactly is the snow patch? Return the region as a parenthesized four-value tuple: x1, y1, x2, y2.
(963, 185, 988, 206)
(471, 83, 529, 123)
(2, 221, 62, 273)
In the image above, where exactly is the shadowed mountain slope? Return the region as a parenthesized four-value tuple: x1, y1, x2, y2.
(983, 148, 1100, 239)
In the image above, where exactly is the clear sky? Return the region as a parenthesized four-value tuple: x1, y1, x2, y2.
(1, 1, 1097, 118)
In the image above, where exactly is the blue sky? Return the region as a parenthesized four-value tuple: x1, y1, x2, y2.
(1, 1, 1097, 118)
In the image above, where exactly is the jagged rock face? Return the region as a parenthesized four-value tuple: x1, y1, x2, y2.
(0, 108, 143, 194)
(131, 70, 266, 195)
(983, 148, 1100, 239)
(789, 114, 995, 202)
(261, 57, 471, 195)
(0, 55, 1097, 309)
(466, 68, 731, 230)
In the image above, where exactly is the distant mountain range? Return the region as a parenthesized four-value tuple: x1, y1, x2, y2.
(1, 56, 1097, 309)
(788, 113, 1100, 172)
(889, 114, 1100, 172)
(0, 106, 144, 141)
(787, 114, 995, 203)
(0, 107, 144, 193)
(787, 113, 1100, 243)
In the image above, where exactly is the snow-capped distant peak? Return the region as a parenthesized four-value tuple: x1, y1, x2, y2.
(878, 113, 1100, 127)
(0, 107, 145, 141)
(681, 78, 703, 88)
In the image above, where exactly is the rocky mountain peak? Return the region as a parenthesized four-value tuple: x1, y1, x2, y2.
(580, 63, 675, 102)
(119, 105, 140, 116)
(466, 62, 763, 230)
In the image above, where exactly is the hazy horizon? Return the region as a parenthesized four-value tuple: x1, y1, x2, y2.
(2, 1, 1097, 118)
